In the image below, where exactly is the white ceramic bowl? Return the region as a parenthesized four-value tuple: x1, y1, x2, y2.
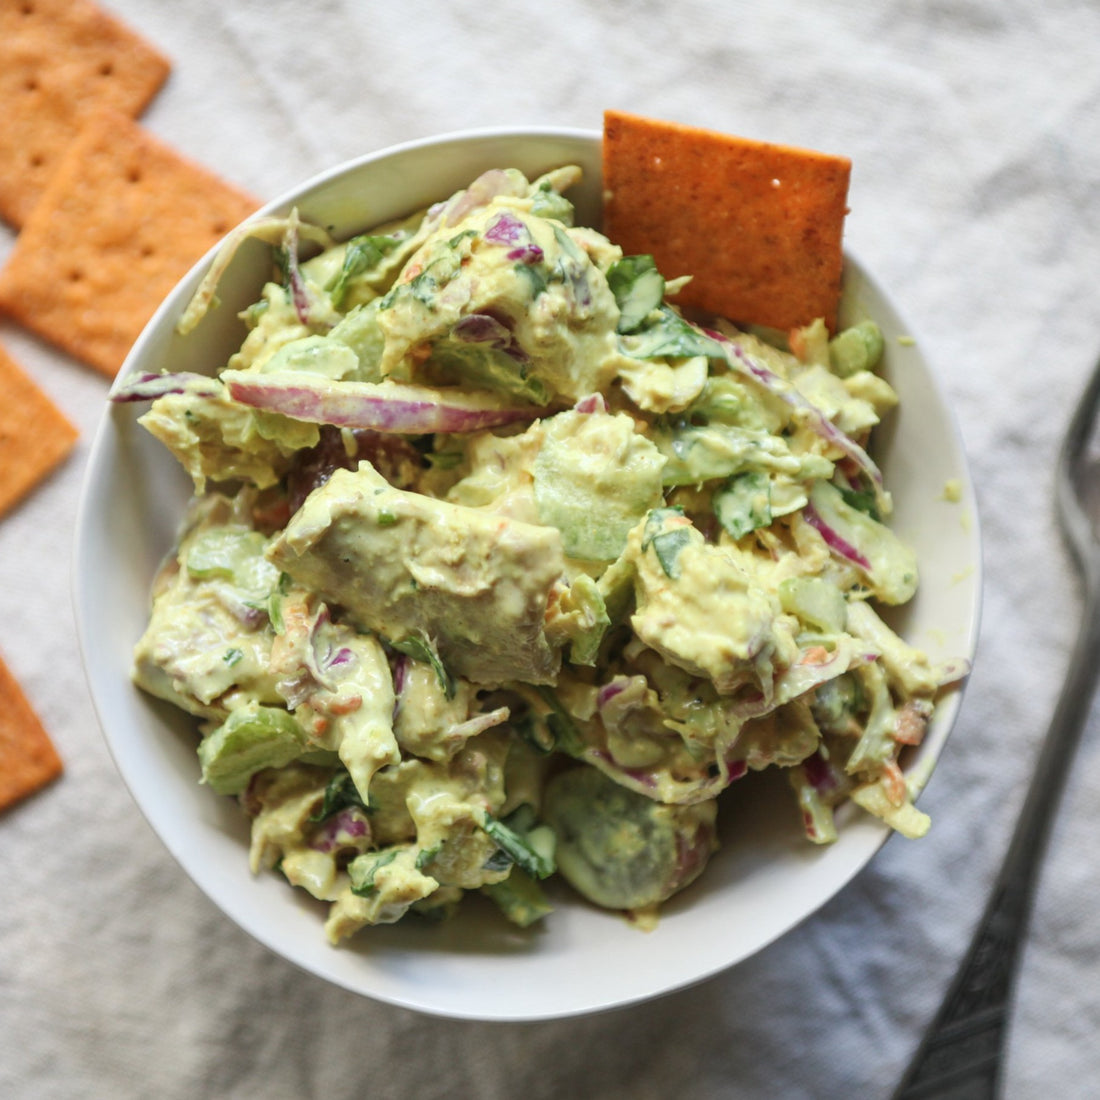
(74, 127, 981, 1021)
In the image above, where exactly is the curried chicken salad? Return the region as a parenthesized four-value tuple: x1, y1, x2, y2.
(114, 164, 967, 944)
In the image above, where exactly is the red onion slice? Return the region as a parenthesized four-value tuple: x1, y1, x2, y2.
(110, 371, 221, 403)
(222, 371, 542, 434)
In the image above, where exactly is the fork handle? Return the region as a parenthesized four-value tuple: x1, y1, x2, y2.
(893, 579, 1100, 1099)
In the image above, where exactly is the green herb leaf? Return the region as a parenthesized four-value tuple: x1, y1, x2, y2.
(308, 770, 369, 823)
(713, 470, 772, 539)
(621, 304, 725, 360)
(267, 573, 292, 635)
(327, 233, 404, 310)
(407, 271, 439, 308)
(391, 634, 455, 700)
(349, 849, 400, 897)
(551, 224, 585, 265)
(415, 844, 442, 872)
(650, 529, 692, 578)
(514, 259, 548, 299)
(641, 507, 693, 578)
(838, 485, 881, 521)
(482, 815, 555, 880)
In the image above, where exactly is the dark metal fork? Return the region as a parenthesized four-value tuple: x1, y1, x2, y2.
(893, 359, 1100, 1099)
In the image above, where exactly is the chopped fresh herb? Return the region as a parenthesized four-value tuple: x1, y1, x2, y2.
(407, 271, 439, 308)
(713, 470, 772, 539)
(415, 843, 442, 872)
(650, 528, 692, 578)
(222, 647, 244, 667)
(349, 848, 399, 897)
(551, 224, 585, 265)
(642, 505, 686, 539)
(838, 485, 881, 521)
(268, 596, 284, 633)
(391, 634, 455, 700)
(309, 770, 369, 823)
(482, 813, 555, 880)
(621, 304, 725, 360)
(513, 259, 548, 298)
(445, 229, 478, 251)
(326, 233, 404, 309)
(267, 572, 292, 634)
(641, 507, 693, 578)
(376, 509, 398, 527)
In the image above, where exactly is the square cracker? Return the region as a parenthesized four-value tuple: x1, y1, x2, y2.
(0, 108, 259, 377)
(0, 651, 62, 812)
(0, 341, 78, 518)
(0, 0, 171, 227)
(602, 110, 851, 334)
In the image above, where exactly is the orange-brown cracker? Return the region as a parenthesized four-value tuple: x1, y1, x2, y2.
(0, 341, 78, 518)
(0, 0, 171, 227)
(0, 108, 259, 377)
(0, 651, 62, 812)
(602, 110, 851, 333)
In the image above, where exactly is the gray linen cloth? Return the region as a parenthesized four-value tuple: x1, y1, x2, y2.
(3, 2, 1100, 1096)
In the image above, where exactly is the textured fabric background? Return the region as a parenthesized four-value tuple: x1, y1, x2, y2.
(3, 3, 1100, 1097)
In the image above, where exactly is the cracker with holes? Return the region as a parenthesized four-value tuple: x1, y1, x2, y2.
(0, 341, 78, 518)
(602, 110, 851, 334)
(0, 0, 171, 227)
(0, 108, 258, 377)
(0, 651, 62, 813)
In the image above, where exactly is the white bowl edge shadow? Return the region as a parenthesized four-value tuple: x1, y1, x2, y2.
(72, 127, 983, 1022)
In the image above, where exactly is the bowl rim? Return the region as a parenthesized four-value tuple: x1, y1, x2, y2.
(73, 125, 983, 1021)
